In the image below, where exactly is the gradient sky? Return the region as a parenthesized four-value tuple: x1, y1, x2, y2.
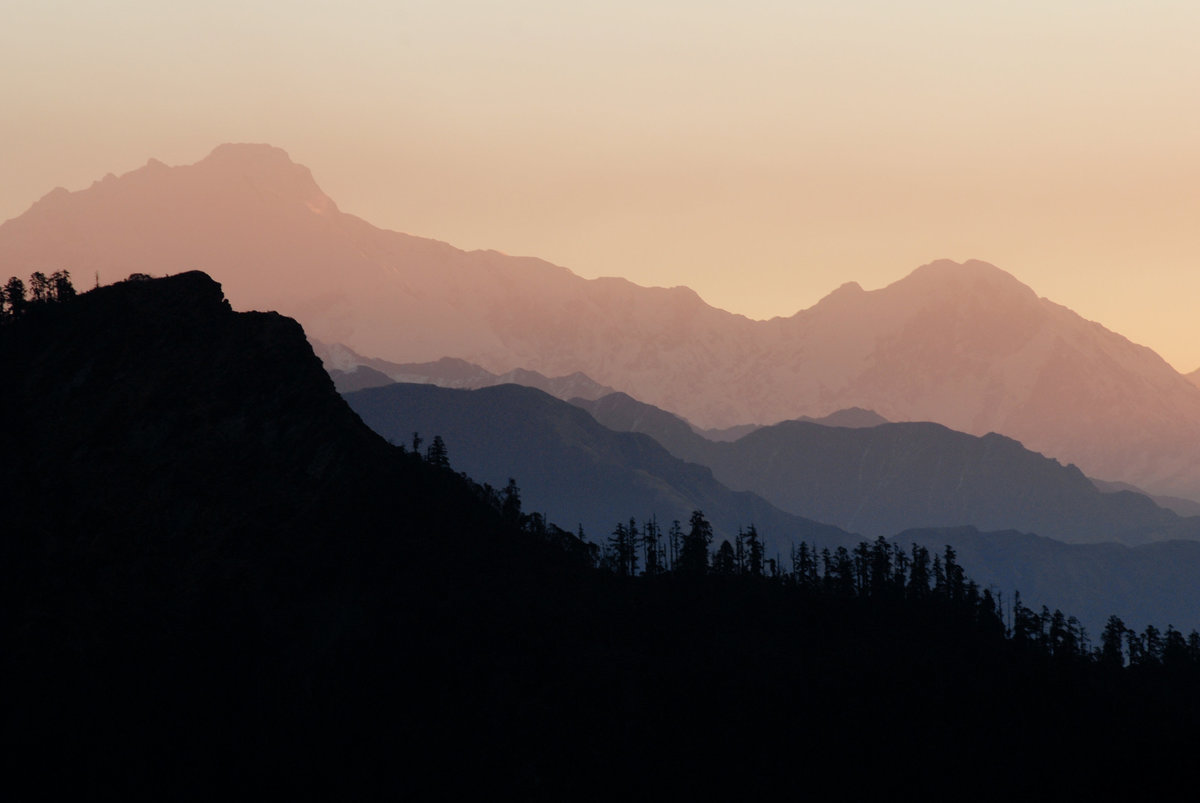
(3, 1, 1198, 369)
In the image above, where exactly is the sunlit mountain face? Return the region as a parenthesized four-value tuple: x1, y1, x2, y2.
(5, 144, 1200, 501)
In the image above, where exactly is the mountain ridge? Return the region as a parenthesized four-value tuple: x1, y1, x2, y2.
(5, 144, 1200, 498)
(343, 381, 859, 554)
(573, 390, 1199, 546)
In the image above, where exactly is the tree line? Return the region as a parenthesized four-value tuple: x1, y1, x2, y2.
(412, 430, 1200, 673)
(1, 270, 76, 320)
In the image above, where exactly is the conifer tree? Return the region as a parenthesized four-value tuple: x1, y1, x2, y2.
(501, 478, 522, 526)
(425, 435, 450, 469)
(3, 276, 26, 318)
(907, 544, 931, 599)
(743, 524, 764, 578)
(642, 517, 663, 576)
(668, 520, 682, 572)
(29, 271, 51, 303)
(713, 540, 736, 575)
(50, 269, 75, 300)
(677, 511, 713, 576)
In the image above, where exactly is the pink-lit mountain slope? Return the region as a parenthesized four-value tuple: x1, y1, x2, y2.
(4, 143, 1200, 500)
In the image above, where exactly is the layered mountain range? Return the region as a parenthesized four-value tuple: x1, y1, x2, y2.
(4, 144, 1200, 499)
(570, 392, 1200, 546)
(343, 379, 1200, 633)
(344, 382, 856, 556)
(314, 340, 617, 400)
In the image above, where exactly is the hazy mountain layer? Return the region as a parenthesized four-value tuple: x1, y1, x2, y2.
(313, 340, 616, 400)
(343, 382, 857, 555)
(575, 391, 1199, 546)
(5, 144, 1200, 497)
(341, 378, 1200, 633)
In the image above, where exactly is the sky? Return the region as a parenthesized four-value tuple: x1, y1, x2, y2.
(3, 1, 1199, 369)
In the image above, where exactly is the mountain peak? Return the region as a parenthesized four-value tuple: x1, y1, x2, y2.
(195, 143, 337, 214)
(202, 142, 297, 167)
(897, 258, 1038, 302)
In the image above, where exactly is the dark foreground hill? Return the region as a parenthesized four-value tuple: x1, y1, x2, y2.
(3, 273, 1198, 797)
(0, 273, 592, 795)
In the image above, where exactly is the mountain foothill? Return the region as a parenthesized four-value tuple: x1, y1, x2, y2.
(6, 146, 1200, 793)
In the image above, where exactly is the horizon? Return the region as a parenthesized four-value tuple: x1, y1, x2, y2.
(4, 2, 1198, 370)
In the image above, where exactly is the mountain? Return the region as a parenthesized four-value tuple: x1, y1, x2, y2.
(1091, 478, 1200, 518)
(569, 391, 717, 465)
(5, 145, 1200, 498)
(575, 391, 1200, 546)
(313, 339, 616, 399)
(342, 382, 857, 555)
(344, 380, 1200, 632)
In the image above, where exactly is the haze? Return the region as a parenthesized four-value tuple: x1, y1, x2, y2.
(3, 1, 1198, 369)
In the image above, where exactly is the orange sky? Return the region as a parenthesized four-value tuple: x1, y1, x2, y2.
(3, 1, 1198, 370)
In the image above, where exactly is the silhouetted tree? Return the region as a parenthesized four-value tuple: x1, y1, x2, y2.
(792, 542, 819, 591)
(667, 519, 682, 571)
(829, 547, 855, 596)
(932, 555, 947, 599)
(943, 546, 965, 602)
(1126, 628, 1146, 667)
(677, 510, 712, 576)
(425, 435, 450, 469)
(642, 517, 664, 576)
(1049, 609, 1077, 659)
(1142, 624, 1164, 666)
(1012, 592, 1039, 646)
(3, 276, 26, 318)
(29, 271, 51, 303)
(868, 537, 894, 598)
(712, 540, 737, 576)
(1163, 626, 1189, 668)
(607, 520, 639, 577)
(979, 588, 1005, 636)
(908, 544, 931, 600)
(743, 524, 764, 578)
(501, 478, 522, 526)
(50, 269, 75, 300)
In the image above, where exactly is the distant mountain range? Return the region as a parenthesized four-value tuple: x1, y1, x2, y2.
(4, 144, 1200, 500)
(313, 340, 617, 400)
(571, 391, 1200, 546)
(343, 382, 857, 556)
(342, 378, 1200, 633)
